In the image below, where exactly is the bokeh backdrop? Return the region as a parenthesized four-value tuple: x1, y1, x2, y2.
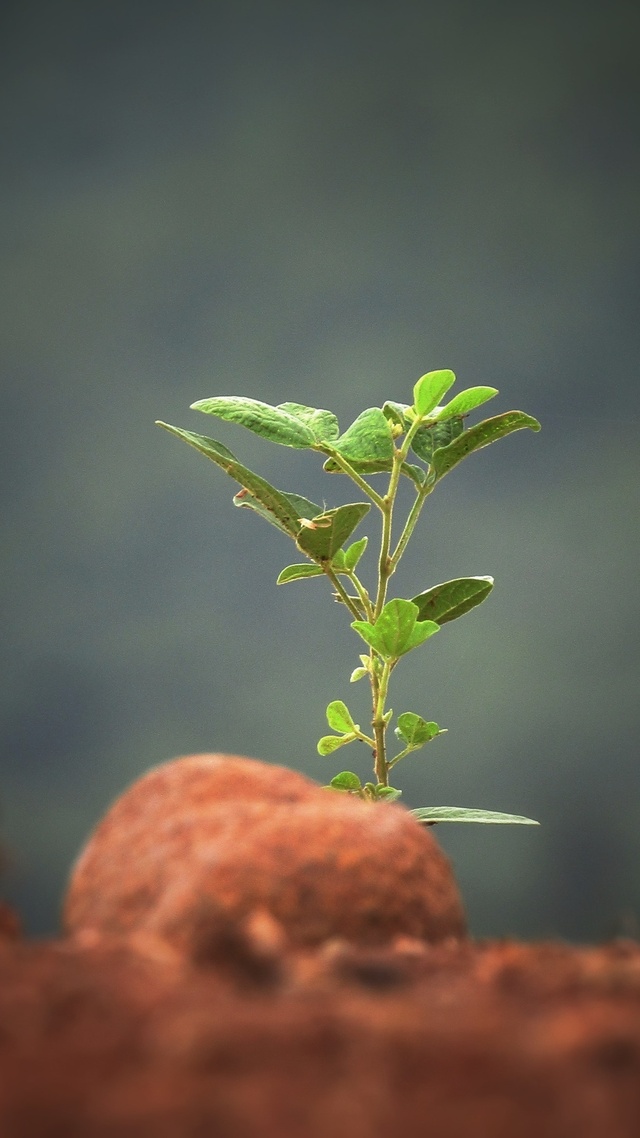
(1, 0, 638, 940)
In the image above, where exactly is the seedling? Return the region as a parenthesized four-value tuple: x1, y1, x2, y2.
(157, 369, 541, 826)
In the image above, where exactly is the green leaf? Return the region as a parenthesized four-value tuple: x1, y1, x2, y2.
(402, 619, 441, 654)
(411, 576, 494, 625)
(375, 785, 403, 801)
(400, 462, 428, 487)
(349, 666, 368, 682)
(411, 807, 540, 825)
(233, 487, 320, 535)
(276, 402, 340, 443)
(276, 563, 324, 584)
(329, 771, 362, 791)
(382, 401, 411, 430)
(395, 713, 442, 748)
(156, 424, 320, 538)
(411, 415, 465, 463)
(322, 408, 394, 472)
(190, 396, 339, 448)
(326, 700, 357, 733)
(351, 599, 440, 661)
(413, 370, 456, 417)
(317, 732, 357, 755)
(431, 386, 498, 419)
(325, 454, 425, 487)
(343, 536, 368, 571)
(431, 411, 541, 480)
(296, 502, 370, 563)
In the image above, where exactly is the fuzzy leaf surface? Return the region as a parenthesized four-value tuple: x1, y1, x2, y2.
(296, 502, 370, 562)
(325, 773, 362, 792)
(234, 487, 320, 535)
(322, 408, 394, 471)
(413, 370, 456, 417)
(276, 402, 340, 442)
(431, 411, 541, 480)
(276, 563, 324, 584)
(431, 386, 498, 419)
(330, 771, 362, 791)
(190, 396, 338, 447)
(375, 786, 403, 801)
(351, 599, 439, 660)
(411, 807, 540, 825)
(395, 713, 442, 747)
(325, 700, 357, 733)
(382, 401, 411, 430)
(317, 733, 357, 755)
(411, 415, 465, 463)
(399, 462, 427, 487)
(411, 576, 494, 625)
(156, 424, 318, 537)
(343, 536, 368, 571)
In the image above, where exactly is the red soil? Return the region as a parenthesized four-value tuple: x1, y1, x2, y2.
(2, 756, 639, 1137)
(64, 754, 466, 949)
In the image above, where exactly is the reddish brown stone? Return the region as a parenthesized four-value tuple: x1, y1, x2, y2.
(64, 754, 465, 951)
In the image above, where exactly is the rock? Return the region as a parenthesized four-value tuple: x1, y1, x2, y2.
(64, 754, 465, 953)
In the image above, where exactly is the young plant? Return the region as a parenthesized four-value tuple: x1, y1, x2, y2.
(157, 368, 541, 827)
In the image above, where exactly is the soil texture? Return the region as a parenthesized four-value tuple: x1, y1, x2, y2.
(3, 755, 639, 1136)
(1, 920, 640, 1137)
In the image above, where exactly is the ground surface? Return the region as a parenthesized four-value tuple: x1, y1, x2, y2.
(1, 908, 640, 1138)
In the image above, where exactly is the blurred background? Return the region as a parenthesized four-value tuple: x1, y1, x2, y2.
(1, 0, 638, 940)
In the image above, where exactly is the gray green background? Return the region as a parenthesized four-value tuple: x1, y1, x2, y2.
(1, 0, 638, 940)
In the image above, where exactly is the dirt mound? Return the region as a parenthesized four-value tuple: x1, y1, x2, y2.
(0, 921, 639, 1137)
(3, 755, 639, 1135)
(64, 754, 465, 949)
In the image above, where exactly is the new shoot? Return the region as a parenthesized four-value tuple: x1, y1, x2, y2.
(157, 368, 541, 827)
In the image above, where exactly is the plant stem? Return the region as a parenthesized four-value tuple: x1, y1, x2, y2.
(373, 448, 404, 620)
(371, 660, 391, 785)
(387, 746, 414, 768)
(331, 415, 434, 787)
(324, 565, 362, 621)
(368, 443, 412, 778)
(353, 726, 376, 748)
(390, 477, 435, 569)
(315, 447, 386, 511)
(388, 418, 436, 569)
(374, 502, 393, 620)
(347, 571, 374, 621)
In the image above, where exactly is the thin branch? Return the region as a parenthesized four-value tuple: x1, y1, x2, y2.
(347, 570, 374, 622)
(323, 565, 363, 621)
(314, 447, 386, 511)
